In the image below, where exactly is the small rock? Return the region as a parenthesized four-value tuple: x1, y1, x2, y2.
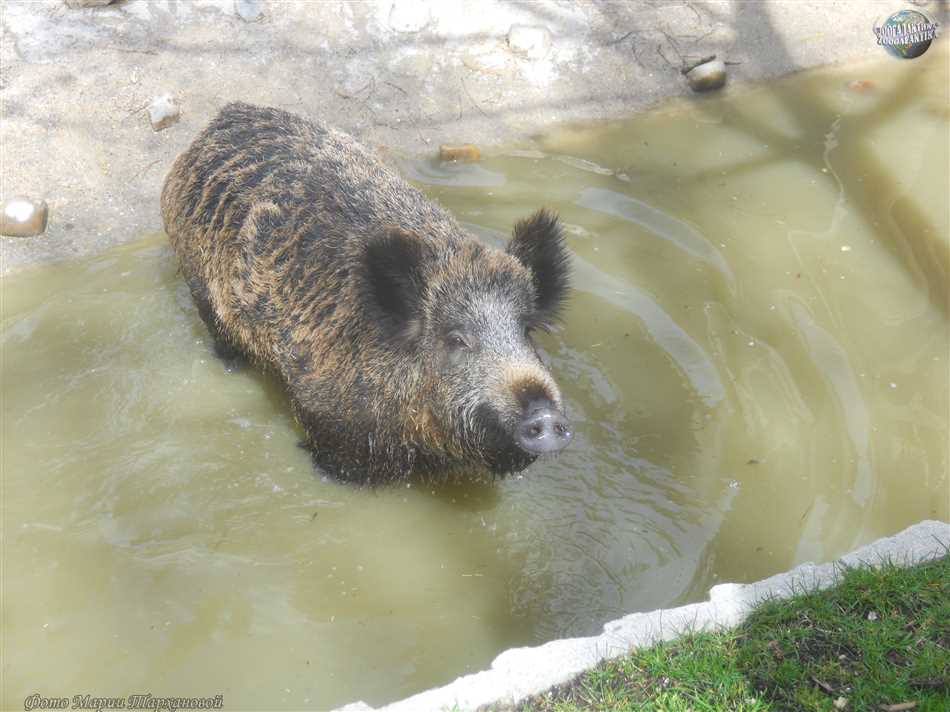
(64, 0, 114, 7)
(234, 0, 263, 22)
(686, 59, 727, 92)
(507, 24, 552, 60)
(148, 94, 180, 132)
(389, 0, 431, 33)
(439, 144, 481, 162)
(833, 697, 848, 710)
(1, 197, 49, 237)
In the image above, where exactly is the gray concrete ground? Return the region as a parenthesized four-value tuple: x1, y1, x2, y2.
(4, 0, 946, 274)
(338, 520, 950, 711)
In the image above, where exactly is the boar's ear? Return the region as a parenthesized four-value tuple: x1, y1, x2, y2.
(362, 227, 431, 342)
(507, 209, 570, 324)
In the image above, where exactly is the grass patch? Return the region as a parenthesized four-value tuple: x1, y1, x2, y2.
(513, 555, 949, 712)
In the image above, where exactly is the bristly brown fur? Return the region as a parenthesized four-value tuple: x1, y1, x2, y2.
(161, 102, 570, 485)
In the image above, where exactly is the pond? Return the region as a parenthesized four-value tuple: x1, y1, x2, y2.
(2, 46, 947, 710)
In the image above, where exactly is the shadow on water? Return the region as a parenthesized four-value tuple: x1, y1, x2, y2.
(709, 2, 947, 315)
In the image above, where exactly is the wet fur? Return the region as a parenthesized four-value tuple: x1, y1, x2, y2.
(161, 103, 569, 484)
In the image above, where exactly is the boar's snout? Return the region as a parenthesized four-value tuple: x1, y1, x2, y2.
(516, 401, 572, 455)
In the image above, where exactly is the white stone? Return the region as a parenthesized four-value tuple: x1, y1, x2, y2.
(148, 94, 180, 132)
(686, 59, 727, 92)
(388, 0, 431, 33)
(507, 24, 551, 60)
(1, 197, 49, 237)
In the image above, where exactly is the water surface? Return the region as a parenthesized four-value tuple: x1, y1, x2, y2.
(2, 47, 947, 709)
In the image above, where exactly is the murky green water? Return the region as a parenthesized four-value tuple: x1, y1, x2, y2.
(3, 48, 948, 710)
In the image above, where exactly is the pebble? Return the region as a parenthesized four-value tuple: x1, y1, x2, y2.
(439, 144, 481, 162)
(234, 0, 263, 22)
(65, 0, 114, 7)
(148, 94, 180, 132)
(507, 24, 552, 60)
(1, 197, 49, 237)
(686, 59, 727, 92)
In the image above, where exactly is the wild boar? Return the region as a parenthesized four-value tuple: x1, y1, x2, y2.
(161, 102, 572, 484)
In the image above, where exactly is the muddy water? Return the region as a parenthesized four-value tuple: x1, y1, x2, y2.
(3, 48, 948, 709)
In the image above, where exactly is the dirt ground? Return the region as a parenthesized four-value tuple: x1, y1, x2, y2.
(2, 0, 946, 273)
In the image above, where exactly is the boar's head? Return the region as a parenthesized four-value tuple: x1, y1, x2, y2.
(361, 209, 573, 475)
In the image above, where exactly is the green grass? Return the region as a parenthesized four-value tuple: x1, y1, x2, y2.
(514, 555, 949, 712)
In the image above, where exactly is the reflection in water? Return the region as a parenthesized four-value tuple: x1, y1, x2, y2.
(570, 252, 726, 407)
(2, 46, 948, 710)
(787, 298, 872, 507)
(576, 187, 735, 287)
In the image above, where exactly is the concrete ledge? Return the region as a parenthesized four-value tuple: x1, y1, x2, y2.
(339, 520, 949, 711)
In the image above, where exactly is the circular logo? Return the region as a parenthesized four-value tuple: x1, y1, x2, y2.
(874, 9, 940, 59)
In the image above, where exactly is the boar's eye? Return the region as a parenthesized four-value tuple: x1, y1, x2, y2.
(445, 331, 470, 351)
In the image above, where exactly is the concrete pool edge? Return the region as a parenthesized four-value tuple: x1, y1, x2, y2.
(338, 520, 950, 712)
